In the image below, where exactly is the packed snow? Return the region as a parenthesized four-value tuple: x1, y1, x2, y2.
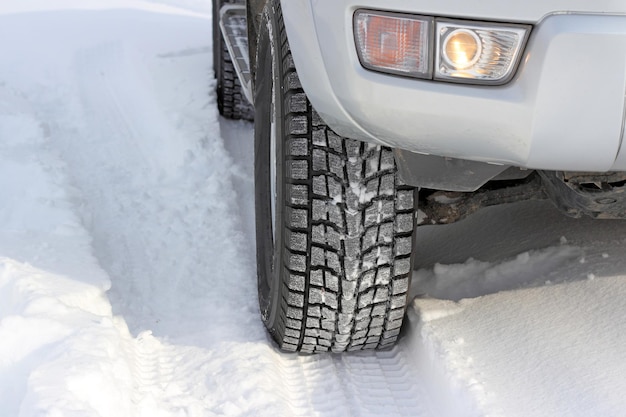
(2, 1, 626, 416)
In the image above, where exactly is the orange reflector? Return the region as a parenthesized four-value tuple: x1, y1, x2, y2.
(355, 11, 432, 78)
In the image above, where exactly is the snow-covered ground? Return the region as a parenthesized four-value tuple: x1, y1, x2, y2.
(2, 2, 626, 416)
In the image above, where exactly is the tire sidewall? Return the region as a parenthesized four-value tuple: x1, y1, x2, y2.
(254, 0, 285, 335)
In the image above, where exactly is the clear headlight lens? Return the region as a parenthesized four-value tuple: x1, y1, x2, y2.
(435, 20, 530, 84)
(442, 29, 482, 70)
(354, 10, 531, 85)
(354, 10, 433, 79)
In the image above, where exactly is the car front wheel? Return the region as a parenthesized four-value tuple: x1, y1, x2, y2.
(254, 0, 417, 353)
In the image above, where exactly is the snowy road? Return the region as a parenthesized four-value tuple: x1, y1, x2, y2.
(2, 2, 626, 416)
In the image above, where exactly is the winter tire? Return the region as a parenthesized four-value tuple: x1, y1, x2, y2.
(212, 0, 254, 120)
(254, 0, 417, 353)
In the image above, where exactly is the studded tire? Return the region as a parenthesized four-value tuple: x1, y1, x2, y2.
(254, 0, 416, 353)
(212, 0, 254, 120)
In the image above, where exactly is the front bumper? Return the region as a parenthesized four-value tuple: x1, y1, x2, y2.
(281, 1, 626, 172)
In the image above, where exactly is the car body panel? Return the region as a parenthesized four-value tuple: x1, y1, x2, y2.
(280, 0, 626, 172)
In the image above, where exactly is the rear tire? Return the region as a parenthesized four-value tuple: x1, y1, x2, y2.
(213, 0, 254, 120)
(254, 0, 417, 353)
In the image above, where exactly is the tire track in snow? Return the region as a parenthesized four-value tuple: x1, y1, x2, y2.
(47, 38, 306, 416)
(280, 348, 430, 417)
(120, 329, 215, 415)
(41, 39, 274, 415)
(61, 41, 263, 341)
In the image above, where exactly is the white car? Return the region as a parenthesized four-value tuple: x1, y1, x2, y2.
(213, 0, 626, 353)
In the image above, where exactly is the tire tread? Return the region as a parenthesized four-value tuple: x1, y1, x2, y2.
(268, 3, 415, 353)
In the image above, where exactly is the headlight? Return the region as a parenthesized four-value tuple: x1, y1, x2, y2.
(441, 29, 482, 70)
(435, 20, 530, 84)
(353, 10, 531, 85)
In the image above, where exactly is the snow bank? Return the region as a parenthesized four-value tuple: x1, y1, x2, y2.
(0, 97, 134, 416)
(413, 274, 626, 417)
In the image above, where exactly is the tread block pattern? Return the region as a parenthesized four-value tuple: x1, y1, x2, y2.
(271, 3, 415, 354)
